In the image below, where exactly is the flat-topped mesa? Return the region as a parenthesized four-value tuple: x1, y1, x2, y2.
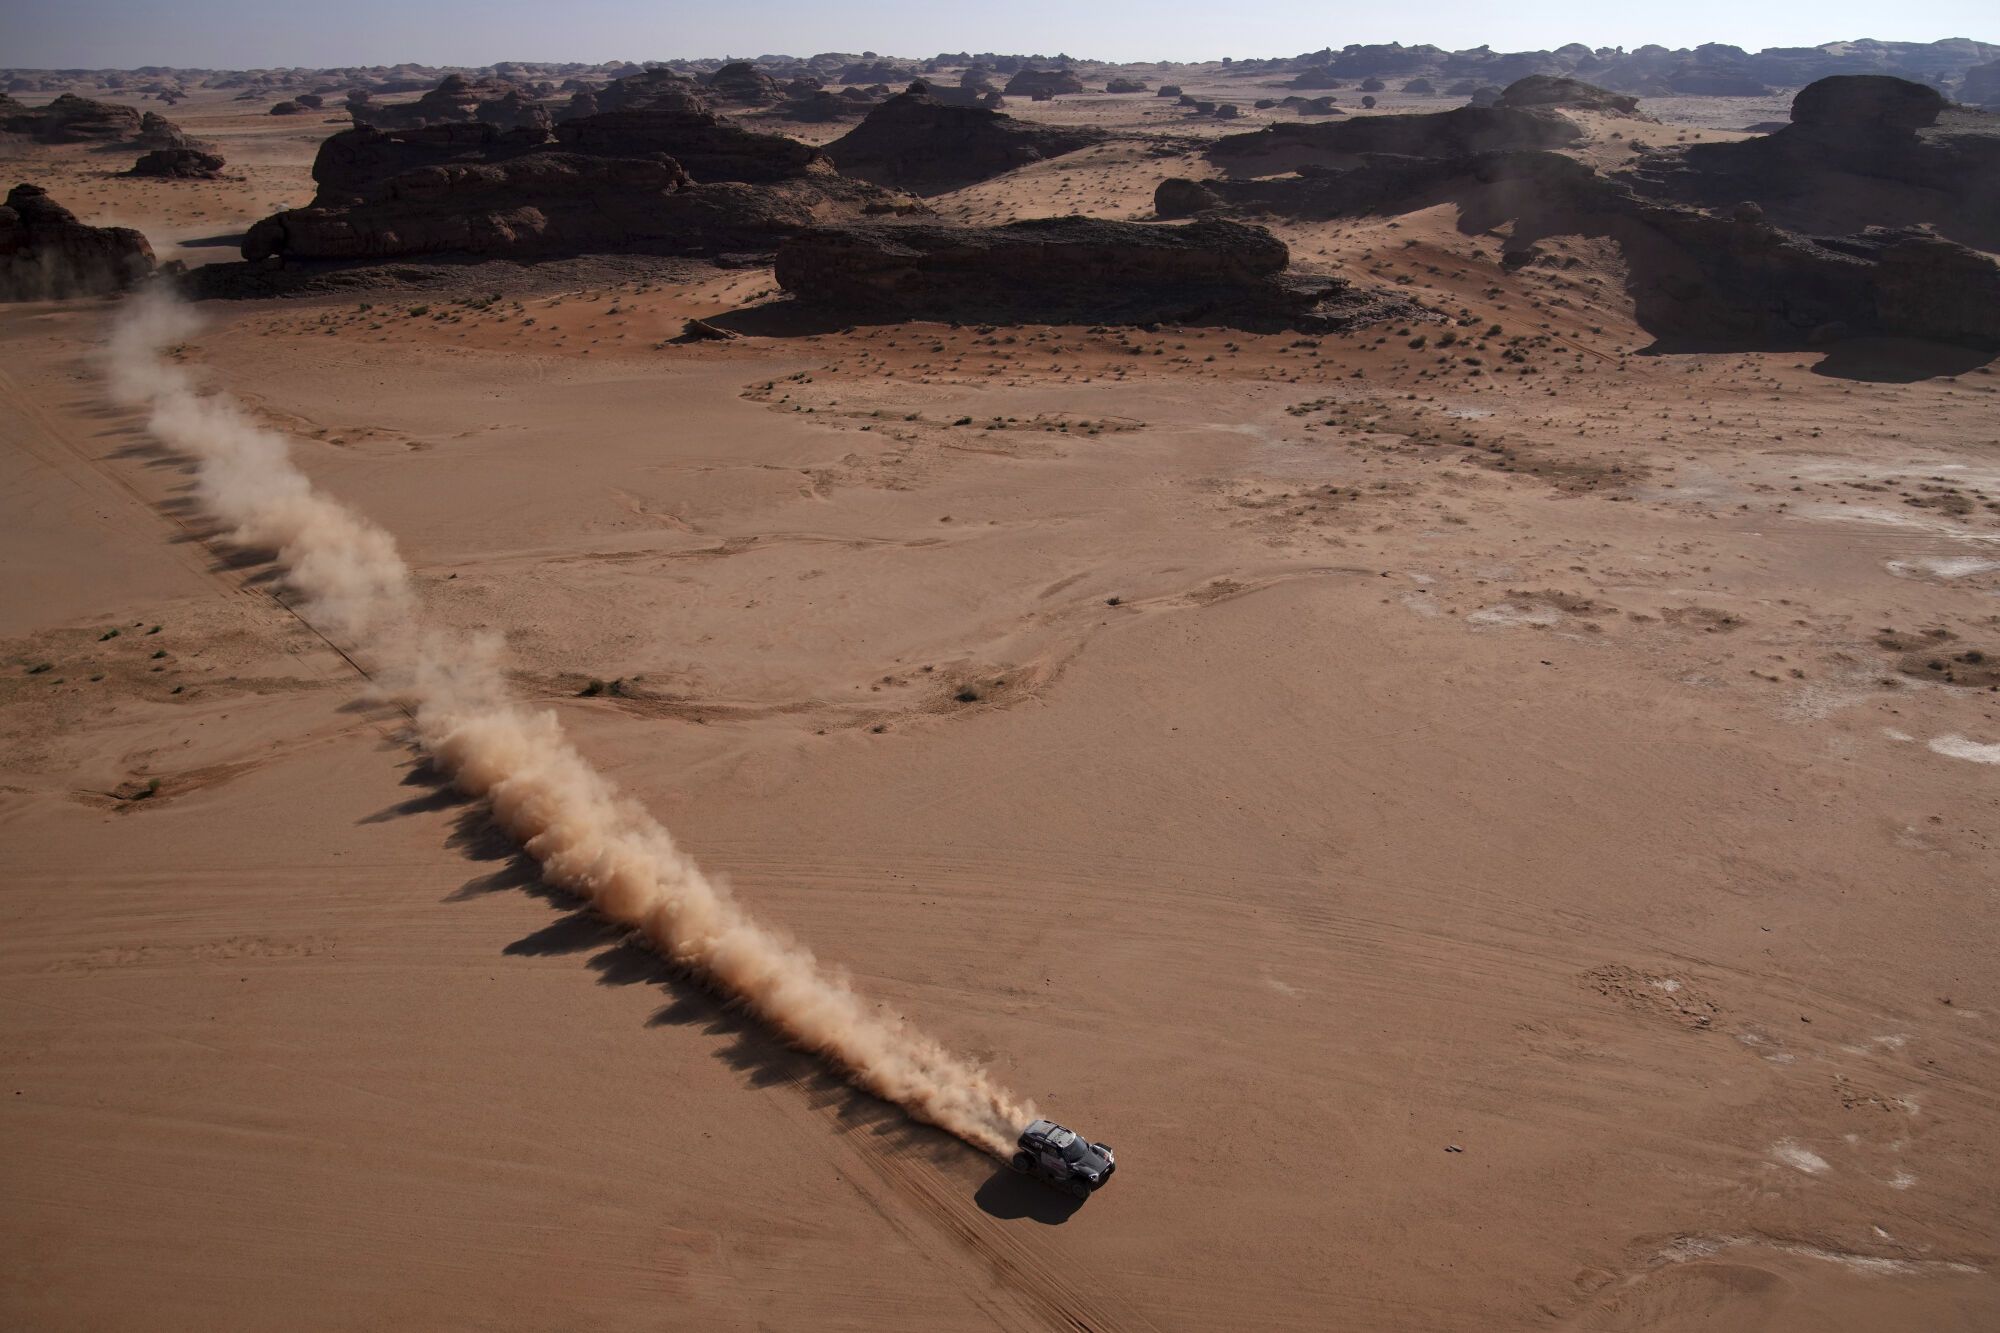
(354, 73, 551, 134)
(824, 82, 1105, 194)
(1210, 101, 1583, 165)
(0, 183, 155, 300)
(773, 215, 1435, 331)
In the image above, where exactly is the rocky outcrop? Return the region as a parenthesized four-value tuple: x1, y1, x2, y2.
(1288, 69, 1343, 90)
(1623, 75, 2000, 249)
(1494, 76, 1640, 115)
(134, 111, 194, 148)
(824, 83, 1104, 193)
(1964, 61, 2000, 109)
(238, 73, 923, 266)
(1105, 77, 1148, 94)
(705, 62, 784, 106)
(1003, 68, 1084, 98)
(0, 183, 155, 299)
(1210, 104, 1582, 164)
(773, 215, 1433, 330)
(356, 74, 550, 134)
(128, 148, 226, 179)
(0, 93, 142, 142)
(550, 77, 824, 183)
(243, 153, 803, 261)
(839, 60, 916, 85)
(270, 101, 303, 116)
(1162, 147, 2000, 349)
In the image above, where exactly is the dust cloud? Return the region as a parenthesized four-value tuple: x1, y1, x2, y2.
(106, 289, 1034, 1157)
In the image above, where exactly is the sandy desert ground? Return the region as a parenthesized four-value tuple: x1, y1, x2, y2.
(4, 76, 2000, 1331)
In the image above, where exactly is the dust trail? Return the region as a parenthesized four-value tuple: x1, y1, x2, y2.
(106, 289, 1033, 1157)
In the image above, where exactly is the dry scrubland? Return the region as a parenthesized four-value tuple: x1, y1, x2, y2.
(3, 68, 1999, 1332)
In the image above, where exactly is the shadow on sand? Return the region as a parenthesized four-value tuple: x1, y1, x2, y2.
(362, 762, 1027, 1206)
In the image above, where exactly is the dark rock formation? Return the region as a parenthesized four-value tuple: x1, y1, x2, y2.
(1164, 147, 2000, 349)
(1964, 61, 2000, 109)
(839, 60, 916, 85)
(1494, 75, 1640, 115)
(270, 101, 303, 116)
(705, 62, 784, 106)
(0, 93, 142, 142)
(356, 74, 550, 134)
(245, 153, 791, 262)
(824, 83, 1103, 194)
(1288, 69, 1342, 90)
(1157, 85, 1183, 98)
(128, 148, 226, 179)
(773, 215, 1432, 331)
(0, 183, 155, 299)
(1210, 104, 1582, 164)
(1003, 68, 1084, 98)
(295, 93, 325, 110)
(1623, 75, 2000, 249)
(1792, 75, 1944, 132)
(1106, 77, 1148, 94)
(1403, 79, 1436, 95)
(238, 73, 923, 266)
(134, 111, 194, 148)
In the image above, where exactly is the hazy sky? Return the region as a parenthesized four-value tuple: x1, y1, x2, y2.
(5, 0, 1996, 71)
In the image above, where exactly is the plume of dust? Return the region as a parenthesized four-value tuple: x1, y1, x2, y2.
(107, 288, 1033, 1157)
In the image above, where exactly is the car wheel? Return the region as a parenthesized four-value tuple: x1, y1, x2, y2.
(1009, 1152, 1030, 1173)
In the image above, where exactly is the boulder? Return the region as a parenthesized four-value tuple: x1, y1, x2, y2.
(774, 215, 1432, 331)
(1402, 79, 1436, 95)
(128, 148, 227, 179)
(1288, 68, 1342, 90)
(0, 183, 155, 299)
(824, 83, 1104, 194)
(1154, 178, 1225, 216)
(270, 101, 303, 116)
(1157, 85, 1183, 98)
(1106, 77, 1149, 94)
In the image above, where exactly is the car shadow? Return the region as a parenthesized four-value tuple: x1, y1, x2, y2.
(973, 1167, 1086, 1224)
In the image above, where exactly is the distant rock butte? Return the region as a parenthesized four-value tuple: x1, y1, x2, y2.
(823, 83, 1104, 193)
